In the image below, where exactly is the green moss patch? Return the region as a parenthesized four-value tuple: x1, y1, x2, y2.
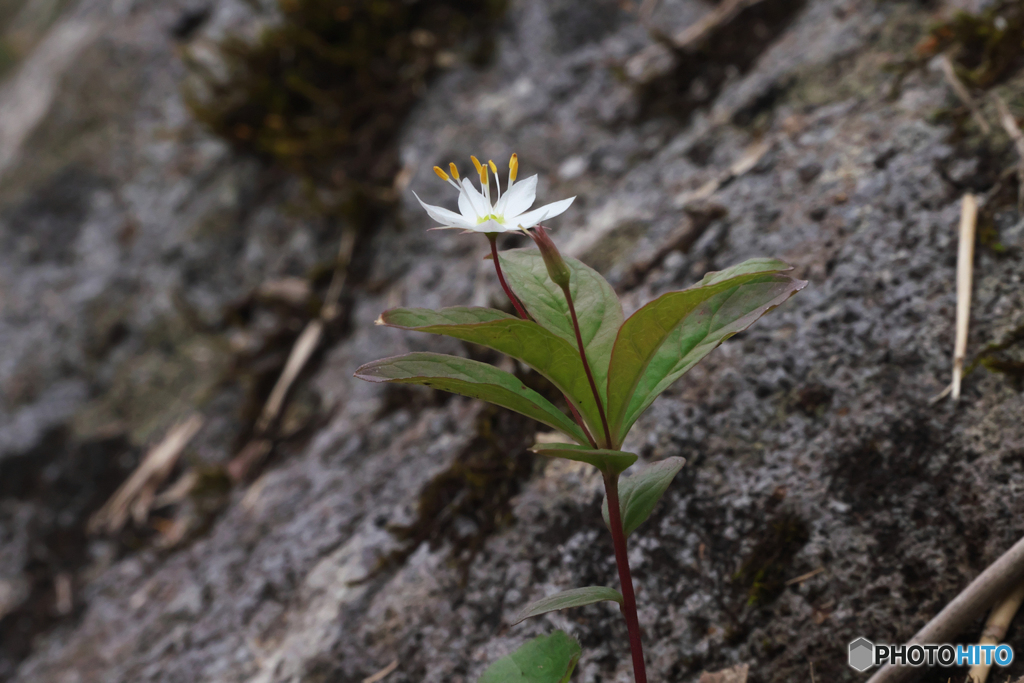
(185, 0, 506, 194)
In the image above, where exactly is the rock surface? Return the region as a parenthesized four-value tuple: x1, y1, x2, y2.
(1, 0, 1023, 682)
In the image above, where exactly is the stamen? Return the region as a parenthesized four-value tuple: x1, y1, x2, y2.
(433, 166, 450, 181)
(489, 160, 501, 200)
(509, 153, 518, 186)
(449, 162, 459, 180)
(471, 156, 483, 174)
(481, 165, 491, 205)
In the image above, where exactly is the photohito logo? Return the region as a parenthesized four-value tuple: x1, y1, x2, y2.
(848, 638, 874, 672)
(848, 639, 1014, 671)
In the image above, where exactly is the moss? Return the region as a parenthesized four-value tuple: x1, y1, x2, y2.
(918, 0, 1024, 89)
(733, 510, 809, 607)
(184, 0, 506, 200)
(967, 321, 1024, 382)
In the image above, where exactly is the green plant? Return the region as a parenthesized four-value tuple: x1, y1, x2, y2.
(355, 156, 806, 682)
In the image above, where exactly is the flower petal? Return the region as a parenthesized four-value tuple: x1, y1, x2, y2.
(454, 218, 509, 234)
(510, 196, 575, 229)
(495, 174, 537, 218)
(461, 178, 492, 216)
(414, 192, 476, 229)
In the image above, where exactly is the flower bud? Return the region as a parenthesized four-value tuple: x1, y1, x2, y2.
(529, 226, 571, 288)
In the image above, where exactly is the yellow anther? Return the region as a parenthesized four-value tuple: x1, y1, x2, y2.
(488, 160, 497, 174)
(471, 156, 483, 174)
(433, 166, 450, 181)
(449, 162, 459, 179)
(509, 153, 519, 183)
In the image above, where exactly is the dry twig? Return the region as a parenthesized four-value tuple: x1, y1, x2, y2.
(939, 55, 991, 135)
(699, 663, 749, 683)
(619, 201, 727, 290)
(673, 141, 770, 209)
(671, 0, 767, 49)
(88, 415, 204, 534)
(952, 193, 977, 402)
(866, 533, 1024, 683)
(362, 660, 398, 683)
(254, 319, 324, 435)
(785, 567, 825, 586)
(966, 579, 1024, 683)
(231, 230, 357, 480)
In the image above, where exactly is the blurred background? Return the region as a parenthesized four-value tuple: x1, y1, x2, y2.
(0, 0, 1022, 681)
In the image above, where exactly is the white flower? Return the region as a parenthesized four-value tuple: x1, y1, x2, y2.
(413, 154, 575, 234)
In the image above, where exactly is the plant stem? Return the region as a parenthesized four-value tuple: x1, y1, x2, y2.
(604, 471, 647, 683)
(488, 234, 594, 445)
(488, 234, 529, 319)
(560, 283, 613, 448)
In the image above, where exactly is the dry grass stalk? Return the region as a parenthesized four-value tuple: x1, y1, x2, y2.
(227, 438, 273, 482)
(672, 0, 766, 49)
(362, 660, 398, 683)
(152, 469, 200, 508)
(785, 567, 825, 586)
(673, 141, 770, 208)
(234, 230, 357, 479)
(993, 94, 1024, 212)
(699, 663, 749, 683)
(866, 534, 1024, 683)
(939, 55, 991, 135)
(952, 193, 977, 402)
(966, 579, 1024, 683)
(254, 319, 324, 435)
(88, 414, 204, 535)
(321, 229, 357, 322)
(54, 573, 72, 616)
(252, 229, 356, 436)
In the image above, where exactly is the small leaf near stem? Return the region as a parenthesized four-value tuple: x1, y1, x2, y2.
(488, 233, 530, 319)
(603, 471, 648, 683)
(529, 443, 637, 474)
(602, 456, 686, 537)
(512, 586, 623, 625)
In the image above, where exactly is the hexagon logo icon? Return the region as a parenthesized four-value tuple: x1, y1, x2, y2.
(849, 638, 875, 672)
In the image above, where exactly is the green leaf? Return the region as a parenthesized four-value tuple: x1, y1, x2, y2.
(529, 443, 637, 475)
(498, 249, 623, 405)
(512, 587, 623, 625)
(355, 352, 587, 444)
(606, 259, 806, 441)
(602, 457, 685, 537)
(379, 307, 604, 438)
(478, 631, 582, 683)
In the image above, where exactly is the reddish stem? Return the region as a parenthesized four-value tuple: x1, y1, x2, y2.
(488, 234, 594, 446)
(604, 472, 648, 683)
(561, 283, 613, 448)
(488, 234, 529, 319)
(567, 402, 598, 448)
